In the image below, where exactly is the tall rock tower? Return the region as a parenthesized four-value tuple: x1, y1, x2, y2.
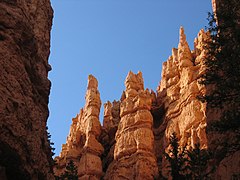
(0, 0, 53, 179)
(105, 71, 158, 179)
(54, 75, 104, 179)
(153, 27, 209, 177)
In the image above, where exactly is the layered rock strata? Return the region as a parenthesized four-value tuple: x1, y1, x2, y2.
(0, 0, 53, 179)
(54, 75, 104, 179)
(104, 71, 158, 179)
(156, 27, 208, 147)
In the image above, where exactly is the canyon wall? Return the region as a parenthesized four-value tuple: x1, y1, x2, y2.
(205, 0, 240, 179)
(2, 0, 238, 179)
(0, 0, 53, 179)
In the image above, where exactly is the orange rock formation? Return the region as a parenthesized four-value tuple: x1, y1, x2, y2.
(55, 1, 240, 179)
(104, 71, 158, 179)
(54, 75, 104, 179)
(55, 25, 239, 178)
(54, 27, 210, 179)
(154, 27, 209, 177)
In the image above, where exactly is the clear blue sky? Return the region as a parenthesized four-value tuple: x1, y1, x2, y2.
(48, 0, 212, 156)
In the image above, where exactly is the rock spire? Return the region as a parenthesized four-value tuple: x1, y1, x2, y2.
(105, 71, 158, 179)
(54, 75, 104, 179)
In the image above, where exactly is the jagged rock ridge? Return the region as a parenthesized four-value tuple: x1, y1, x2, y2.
(153, 26, 209, 177)
(54, 26, 209, 177)
(55, 1, 239, 179)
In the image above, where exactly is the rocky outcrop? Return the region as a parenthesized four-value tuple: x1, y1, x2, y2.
(55, 1, 239, 179)
(104, 71, 158, 179)
(153, 27, 209, 177)
(0, 0, 53, 179)
(55, 29, 209, 179)
(54, 75, 104, 179)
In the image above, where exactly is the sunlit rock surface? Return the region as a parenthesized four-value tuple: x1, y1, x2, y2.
(54, 28, 210, 179)
(55, 1, 239, 178)
(154, 27, 209, 177)
(54, 75, 104, 179)
(104, 71, 158, 179)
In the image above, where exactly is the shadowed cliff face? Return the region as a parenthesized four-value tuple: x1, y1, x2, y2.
(0, 0, 53, 179)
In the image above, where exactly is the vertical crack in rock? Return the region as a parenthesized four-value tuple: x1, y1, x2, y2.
(100, 100, 120, 173)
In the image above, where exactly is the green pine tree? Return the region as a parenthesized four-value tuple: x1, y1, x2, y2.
(164, 133, 188, 180)
(165, 134, 212, 180)
(199, 0, 240, 132)
(58, 160, 78, 180)
(186, 144, 211, 180)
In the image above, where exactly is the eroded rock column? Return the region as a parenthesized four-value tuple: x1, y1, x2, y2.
(105, 71, 158, 179)
(78, 75, 104, 179)
(54, 75, 104, 179)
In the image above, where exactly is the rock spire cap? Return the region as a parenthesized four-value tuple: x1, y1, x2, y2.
(179, 26, 186, 45)
(87, 74, 98, 89)
(125, 71, 144, 91)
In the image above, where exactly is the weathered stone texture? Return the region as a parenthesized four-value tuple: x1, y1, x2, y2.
(154, 27, 209, 177)
(100, 100, 120, 173)
(54, 75, 104, 179)
(55, 1, 239, 179)
(104, 71, 158, 179)
(0, 0, 53, 179)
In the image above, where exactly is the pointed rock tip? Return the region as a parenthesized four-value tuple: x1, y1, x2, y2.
(179, 26, 186, 42)
(180, 26, 184, 33)
(87, 74, 98, 89)
(137, 71, 143, 78)
(104, 100, 111, 105)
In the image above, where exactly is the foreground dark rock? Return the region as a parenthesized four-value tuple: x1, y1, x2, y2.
(0, 0, 53, 179)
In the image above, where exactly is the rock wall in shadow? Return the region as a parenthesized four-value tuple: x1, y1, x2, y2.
(0, 0, 53, 179)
